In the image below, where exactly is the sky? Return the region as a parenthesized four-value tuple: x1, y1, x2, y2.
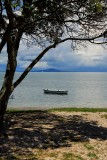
(0, 40, 107, 72)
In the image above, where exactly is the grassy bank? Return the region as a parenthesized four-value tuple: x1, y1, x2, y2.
(6, 107, 107, 113)
(48, 107, 107, 112)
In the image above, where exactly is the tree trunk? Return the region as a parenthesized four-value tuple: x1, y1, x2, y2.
(0, 30, 22, 137)
(0, 62, 15, 137)
(0, 59, 16, 137)
(0, 93, 10, 137)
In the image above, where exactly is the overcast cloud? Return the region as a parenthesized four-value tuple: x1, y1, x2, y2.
(0, 40, 107, 71)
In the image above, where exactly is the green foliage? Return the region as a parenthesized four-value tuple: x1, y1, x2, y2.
(87, 152, 98, 159)
(88, 0, 103, 13)
(94, 0, 103, 12)
(62, 152, 84, 160)
(62, 152, 74, 160)
(84, 143, 94, 150)
(49, 152, 58, 158)
(0, 0, 106, 45)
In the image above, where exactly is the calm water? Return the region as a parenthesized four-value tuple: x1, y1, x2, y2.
(0, 72, 107, 109)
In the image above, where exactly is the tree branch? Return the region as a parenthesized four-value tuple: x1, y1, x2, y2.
(0, 24, 12, 53)
(13, 43, 57, 89)
(13, 33, 103, 89)
(5, 0, 14, 23)
(89, 40, 107, 45)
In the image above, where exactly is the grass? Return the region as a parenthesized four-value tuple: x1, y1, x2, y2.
(62, 152, 74, 160)
(6, 109, 47, 113)
(62, 152, 84, 160)
(6, 107, 107, 113)
(87, 152, 98, 159)
(101, 114, 107, 119)
(49, 152, 58, 158)
(48, 108, 107, 112)
(84, 143, 94, 150)
(48, 107, 107, 112)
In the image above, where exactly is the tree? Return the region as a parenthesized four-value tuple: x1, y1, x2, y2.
(0, 0, 107, 136)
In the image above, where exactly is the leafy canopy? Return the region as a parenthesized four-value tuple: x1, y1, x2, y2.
(0, 0, 107, 48)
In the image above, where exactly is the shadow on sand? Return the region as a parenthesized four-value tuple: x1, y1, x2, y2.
(0, 111, 107, 158)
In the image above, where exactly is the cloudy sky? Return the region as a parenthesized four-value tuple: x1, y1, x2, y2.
(0, 40, 107, 72)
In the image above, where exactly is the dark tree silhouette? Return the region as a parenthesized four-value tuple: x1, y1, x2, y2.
(0, 0, 107, 136)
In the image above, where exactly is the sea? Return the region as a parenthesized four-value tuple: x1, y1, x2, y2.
(0, 72, 107, 109)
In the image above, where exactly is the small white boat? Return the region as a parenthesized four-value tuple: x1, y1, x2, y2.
(43, 89, 68, 94)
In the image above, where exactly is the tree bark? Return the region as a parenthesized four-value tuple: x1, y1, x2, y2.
(0, 29, 22, 137)
(0, 92, 10, 137)
(0, 59, 16, 137)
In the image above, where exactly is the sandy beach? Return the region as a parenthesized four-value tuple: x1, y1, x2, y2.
(0, 110, 107, 160)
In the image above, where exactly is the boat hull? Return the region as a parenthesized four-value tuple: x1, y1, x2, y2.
(43, 89, 68, 94)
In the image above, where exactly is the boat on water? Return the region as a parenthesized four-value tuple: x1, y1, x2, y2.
(43, 89, 68, 94)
